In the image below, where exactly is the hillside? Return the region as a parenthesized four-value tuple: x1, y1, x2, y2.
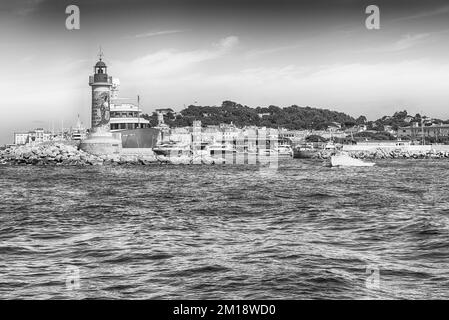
(143, 101, 357, 130)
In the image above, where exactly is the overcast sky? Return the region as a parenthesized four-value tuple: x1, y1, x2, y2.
(0, 0, 449, 144)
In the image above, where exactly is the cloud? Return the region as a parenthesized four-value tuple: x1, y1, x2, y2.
(113, 35, 239, 77)
(245, 44, 304, 58)
(131, 29, 186, 39)
(118, 58, 449, 120)
(213, 36, 239, 50)
(355, 33, 433, 54)
(392, 5, 449, 22)
(392, 33, 431, 51)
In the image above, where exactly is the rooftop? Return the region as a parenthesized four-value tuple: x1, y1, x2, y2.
(95, 60, 106, 68)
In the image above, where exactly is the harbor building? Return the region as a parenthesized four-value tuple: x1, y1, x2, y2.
(14, 133, 29, 145)
(14, 128, 52, 145)
(398, 123, 449, 140)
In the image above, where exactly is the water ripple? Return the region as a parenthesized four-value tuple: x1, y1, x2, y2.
(1, 159, 449, 299)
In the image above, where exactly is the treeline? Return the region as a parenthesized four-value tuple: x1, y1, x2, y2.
(366, 110, 449, 131)
(142, 101, 449, 134)
(142, 101, 357, 130)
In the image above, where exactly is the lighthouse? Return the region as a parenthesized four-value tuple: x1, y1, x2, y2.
(80, 52, 122, 155)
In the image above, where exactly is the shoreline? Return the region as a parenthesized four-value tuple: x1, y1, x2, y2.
(313, 148, 449, 160)
(2, 143, 449, 166)
(0, 143, 220, 166)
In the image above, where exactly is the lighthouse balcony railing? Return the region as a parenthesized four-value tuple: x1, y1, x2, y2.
(89, 75, 112, 84)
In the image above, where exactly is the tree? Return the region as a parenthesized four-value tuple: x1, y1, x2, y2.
(356, 116, 367, 124)
(159, 101, 356, 130)
(306, 135, 328, 142)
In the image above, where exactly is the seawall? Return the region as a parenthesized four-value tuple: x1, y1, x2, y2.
(0, 143, 217, 166)
(335, 145, 449, 159)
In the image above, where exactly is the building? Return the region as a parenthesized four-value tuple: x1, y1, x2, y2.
(154, 109, 170, 132)
(404, 115, 414, 123)
(398, 123, 449, 140)
(14, 132, 29, 145)
(345, 125, 367, 135)
(109, 78, 150, 131)
(383, 125, 397, 136)
(14, 128, 52, 145)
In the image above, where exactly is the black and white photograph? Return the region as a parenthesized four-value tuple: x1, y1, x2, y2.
(0, 0, 448, 307)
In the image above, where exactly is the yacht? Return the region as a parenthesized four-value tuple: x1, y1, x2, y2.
(152, 141, 191, 157)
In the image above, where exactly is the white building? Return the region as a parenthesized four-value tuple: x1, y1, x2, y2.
(154, 110, 170, 132)
(14, 128, 52, 145)
(14, 133, 29, 145)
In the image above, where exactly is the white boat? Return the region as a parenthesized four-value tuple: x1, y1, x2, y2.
(152, 141, 191, 157)
(330, 153, 375, 167)
(274, 145, 293, 157)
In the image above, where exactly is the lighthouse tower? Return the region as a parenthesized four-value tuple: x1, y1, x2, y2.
(80, 52, 122, 155)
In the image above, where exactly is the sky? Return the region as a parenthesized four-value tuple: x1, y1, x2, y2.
(0, 0, 449, 144)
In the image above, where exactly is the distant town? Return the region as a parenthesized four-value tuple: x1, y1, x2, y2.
(7, 96, 449, 149)
(4, 69, 449, 150)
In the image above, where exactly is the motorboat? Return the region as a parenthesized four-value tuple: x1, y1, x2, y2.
(274, 145, 293, 157)
(330, 153, 375, 167)
(293, 142, 336, 159)
(152, 141, 191, 157)
(293, 143, 319, 159)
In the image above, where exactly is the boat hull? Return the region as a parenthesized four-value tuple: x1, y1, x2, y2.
(116, 128, 161, 149)
(293, 149, 319, 159)
(330, 155, 375, 167)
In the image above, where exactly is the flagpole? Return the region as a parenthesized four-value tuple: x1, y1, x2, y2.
(137, 95, 140, 129)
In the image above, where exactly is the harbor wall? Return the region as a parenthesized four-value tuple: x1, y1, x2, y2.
(343, 144, 449, 153)
(342, 145, 432, 152)
(338, 145, 449, 160)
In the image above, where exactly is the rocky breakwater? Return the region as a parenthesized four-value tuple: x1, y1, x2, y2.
(313, 147, 449, 160)
(155, 153, 223, 165)
(0, 143, 221, 166)
(0, 143, 159, 166)
(0, 143, 106, 165)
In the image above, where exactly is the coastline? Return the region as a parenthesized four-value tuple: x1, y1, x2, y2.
(313, 146, 449, 160)
(2, 142, 449, 166)
(0, 143, 220, 166)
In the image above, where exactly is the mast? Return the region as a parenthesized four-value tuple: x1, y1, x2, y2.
(137, 95, 140, 129)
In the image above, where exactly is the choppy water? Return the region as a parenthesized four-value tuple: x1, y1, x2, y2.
(0, 159, 448, 299)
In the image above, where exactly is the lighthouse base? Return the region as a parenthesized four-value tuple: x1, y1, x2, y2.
(80, 133, 122, 156)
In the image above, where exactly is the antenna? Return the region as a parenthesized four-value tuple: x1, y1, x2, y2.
(98, 46, 104, 61)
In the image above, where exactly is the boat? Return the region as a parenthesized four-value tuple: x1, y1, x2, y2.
(119, 128, 161, 148)
(274, 145, 293, 157)
(152, 141, 191, 157)
(329, 153, 375, 167)
(293, 143, 318, 158)
(293, 142, 335, 159)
